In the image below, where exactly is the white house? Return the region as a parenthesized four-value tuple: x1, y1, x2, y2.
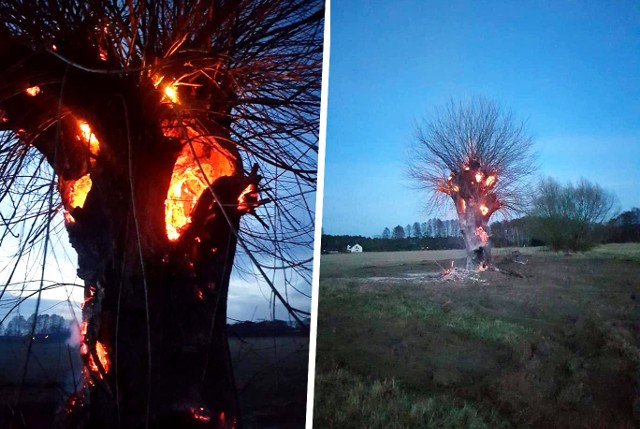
(346, 244, 363, 253)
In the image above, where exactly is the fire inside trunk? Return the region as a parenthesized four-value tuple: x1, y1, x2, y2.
(439, 158, 498, 271)
(56, 114, 259, 428)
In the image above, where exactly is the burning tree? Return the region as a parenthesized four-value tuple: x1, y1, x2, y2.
(409, 98, 536, 271)
(0, 1, 323, 428)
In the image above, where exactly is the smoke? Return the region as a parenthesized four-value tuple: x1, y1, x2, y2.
(66, 319, 82, 347)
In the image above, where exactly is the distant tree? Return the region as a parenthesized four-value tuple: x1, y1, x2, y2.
(420, 222, 428, 238)
(435, 219, 445, 238)
(392, 225, 406, 239)
(405, 224, 412, 238)
(0, 322, 4, 336)
(49, 315, 68, 334)
(425, 219, 433, 238)
(409, 98, 536, 270)
(412, 222, 422, 238)
(530, 177, 616, 251)
(6, 315, 28, 336)
(607, 208, 640, 242)
(382, 227, 391, 240)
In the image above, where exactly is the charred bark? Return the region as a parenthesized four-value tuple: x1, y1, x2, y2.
(458, 206, 492, 271)
(0, 47, 253, 428)
(63, 167, 257, 428)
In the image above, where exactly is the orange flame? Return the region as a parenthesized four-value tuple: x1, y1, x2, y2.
(163, 124, 237, 240)
(485, 175, 496, 187)
(237, 184, 258, 213)
(153, 74, 180, 104)
(67, 174, 92, 209)
(62, 120, 101, 222)
(479, 204, 489, 216)
(475, 226, 489, 242)
(78, 121, 100, 158)
(458, 198, 466, 213)
(475, 172, 483, 183)
(163, 84, 179, 104)
(25, 86, 41, 96)
(95, 341, 110, 373)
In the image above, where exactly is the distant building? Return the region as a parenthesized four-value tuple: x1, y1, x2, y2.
(346, 244, 363, 253)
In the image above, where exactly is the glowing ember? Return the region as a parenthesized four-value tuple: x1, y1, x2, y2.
(479, 204, 489, 216)
(87, 342, 110, 375)
(485, 175, 496, 186)
(25, 86, 41, 96)
(475, 172, 483, 182)
(475, 226, 489, 242)
(78, 121, 100, 158)
(453, 185, 459, 192)
(191, 407, 211, 423)
(458, 198, 466, 213)
(163, 84, 179, 104)
(153, 75, 180, 104)
(64, 212, 75, 223)
(237, 184, 258, 213)
(67, 174, 92, 209)
(95, 341, 110, 373)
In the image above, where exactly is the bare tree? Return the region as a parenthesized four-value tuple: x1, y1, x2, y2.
(392, 225, 405, 240)
(0, 1, 323, 427)
(530, 177, 616, 251)
(409, 98, 536, 270)
(412, 222, 422, 239)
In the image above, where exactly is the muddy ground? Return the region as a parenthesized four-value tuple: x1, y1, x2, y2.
(314, 245, 640, 428)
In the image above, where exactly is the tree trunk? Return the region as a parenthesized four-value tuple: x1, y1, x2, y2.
(457, 205, 492, 271)
(63, 162, 253, 428)
(54, 89, 251, 428)
(0, 46, 259, 429)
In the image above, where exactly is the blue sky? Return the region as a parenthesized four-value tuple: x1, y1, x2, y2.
(322, 0, 640, 237)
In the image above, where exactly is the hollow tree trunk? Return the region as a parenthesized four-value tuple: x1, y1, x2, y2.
(458, 206, 492, 271)
(0, 46, 256, 428)
(63, 152, 252, 428)
(56, 103, 259, 427)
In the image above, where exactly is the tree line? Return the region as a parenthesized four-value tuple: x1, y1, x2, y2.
(381, 218, 461, 240)
(0, 313, 70, 337)
(323, 201, 640, 254)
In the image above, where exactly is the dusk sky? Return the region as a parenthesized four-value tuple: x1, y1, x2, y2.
(322, 0, 640, 237)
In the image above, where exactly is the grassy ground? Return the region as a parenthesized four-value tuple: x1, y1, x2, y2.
(314, 243, 640, 428)
(0, 335, 308, 428)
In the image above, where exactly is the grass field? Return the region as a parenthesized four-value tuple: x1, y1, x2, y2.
(314, 243, 640, 428)
(0, 335, 308, 428)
